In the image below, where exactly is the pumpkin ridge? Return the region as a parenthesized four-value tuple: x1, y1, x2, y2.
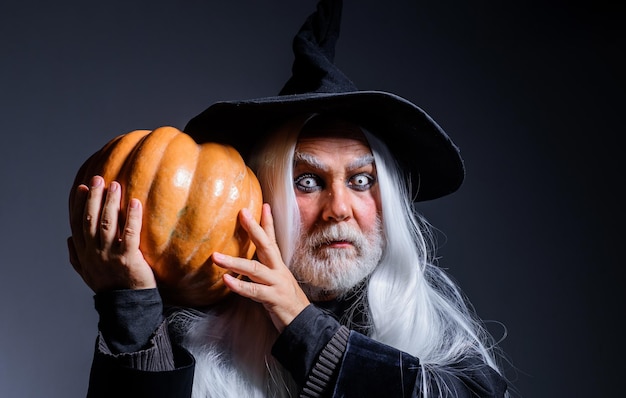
(168, 135, 202, 268)
(144, 128, 197, 279)
(199, 145, 248, 257)
(115, 130, 157, 227)
(124, 128, 179, 266)
(179, 144, 230, 275)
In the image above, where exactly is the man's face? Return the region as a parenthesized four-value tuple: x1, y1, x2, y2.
(288, 125, 384, 301)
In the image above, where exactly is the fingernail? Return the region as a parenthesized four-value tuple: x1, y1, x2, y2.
(91, 176, 102, 188)
(109, 182, 118, 192)
(129, 198, 139, 208)
(212, 252, 223, 261)
(241, 208, 251, 219)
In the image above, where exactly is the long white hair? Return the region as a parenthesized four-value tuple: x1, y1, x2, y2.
(249, 115, 509, 397)
(170, 295, 298, 398)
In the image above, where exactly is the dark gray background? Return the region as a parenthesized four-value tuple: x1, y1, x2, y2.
(1, 1, 622, 397)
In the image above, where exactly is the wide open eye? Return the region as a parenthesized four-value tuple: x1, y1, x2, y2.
(349, 173, 375, 191)
(294, 173, 322, 192)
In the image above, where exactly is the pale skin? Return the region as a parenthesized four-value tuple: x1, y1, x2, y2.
(292, 132, 380, 247)
(68, 129, 381, 335)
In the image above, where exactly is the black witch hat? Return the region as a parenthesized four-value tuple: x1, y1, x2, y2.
(184, 0, 464, 201)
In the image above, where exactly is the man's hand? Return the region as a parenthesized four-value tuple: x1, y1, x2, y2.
(67, 175, 156, 293)
(212, 204, 310, 333)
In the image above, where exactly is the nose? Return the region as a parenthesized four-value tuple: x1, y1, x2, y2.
(322, 183, 352, 222)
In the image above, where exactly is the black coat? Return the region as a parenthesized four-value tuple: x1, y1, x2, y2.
(86, 331, 507, 398)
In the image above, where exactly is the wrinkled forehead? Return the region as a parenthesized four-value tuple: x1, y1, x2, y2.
(294, 116, 375, 171)
(297, 115, 370, 144)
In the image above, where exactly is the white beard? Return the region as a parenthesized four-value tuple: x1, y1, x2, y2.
(171, 220, 384, 396)
(289, 218, 384, 301)
(172, 297, 298, 398)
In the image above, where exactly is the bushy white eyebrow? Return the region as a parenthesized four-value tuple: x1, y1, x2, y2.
(294, 152, 329, 171)
(347, 154, 375, 171)
(293, 152, 375, 172)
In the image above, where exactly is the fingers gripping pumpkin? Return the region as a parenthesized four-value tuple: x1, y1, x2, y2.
(69, 126, 263, 307)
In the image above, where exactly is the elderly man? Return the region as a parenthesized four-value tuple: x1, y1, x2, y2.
(68, 1, 510, 397)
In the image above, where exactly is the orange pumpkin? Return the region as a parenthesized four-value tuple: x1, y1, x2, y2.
(69, 126, 263, 307)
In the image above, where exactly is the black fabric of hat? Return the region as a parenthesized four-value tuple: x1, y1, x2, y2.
(184, 0, 464, 201)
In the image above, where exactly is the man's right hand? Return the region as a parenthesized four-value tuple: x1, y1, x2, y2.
(67, 175, 156, 293)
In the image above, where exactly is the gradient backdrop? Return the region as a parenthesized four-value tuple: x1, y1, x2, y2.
(1, 1, 622, 397)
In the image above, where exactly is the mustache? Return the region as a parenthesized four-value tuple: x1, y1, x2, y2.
(306, 223, 367, 250)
